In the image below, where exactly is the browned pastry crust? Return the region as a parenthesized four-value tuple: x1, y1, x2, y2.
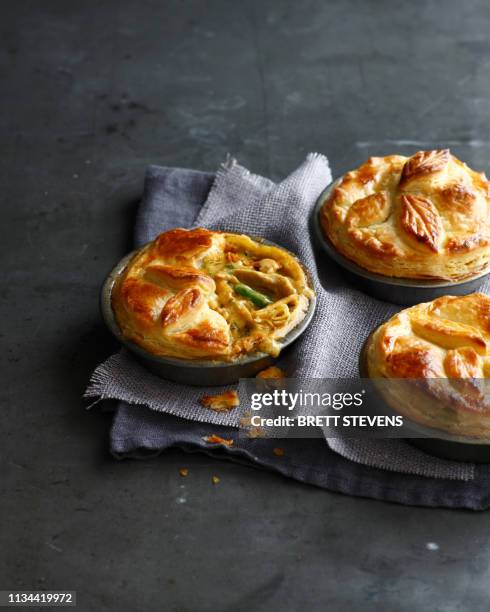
(365, 293, 490, 438)
(111, 228, 313, 361)
(320, 150, 490, 280)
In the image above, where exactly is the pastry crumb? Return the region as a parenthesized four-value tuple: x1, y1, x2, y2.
(247, 426, 265, 439)
(203, 435, 234, 447)
(240, 410, 265, 438)
(239, 410, 252, 427)
(179, 468, 189, 477)
(273, 447, 285, 457)
(212, 476, 220, 485)
(200, 390, 239, 412)
(256, 366, 285, 379)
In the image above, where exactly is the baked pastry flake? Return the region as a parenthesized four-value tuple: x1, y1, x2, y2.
(365, 293, 490, 438)
(320, 150, 490, 280)
(112, 228, 313, 361)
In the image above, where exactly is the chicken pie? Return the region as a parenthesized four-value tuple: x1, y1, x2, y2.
(364, 293, 490, 437)
(111, 228, 313, 361)
(320, 150, 490, 281)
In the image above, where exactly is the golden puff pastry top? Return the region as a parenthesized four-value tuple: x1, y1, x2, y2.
(320, 150, 490, 281)
(112, 228, 313, 361)
(366, 293, 490, 436)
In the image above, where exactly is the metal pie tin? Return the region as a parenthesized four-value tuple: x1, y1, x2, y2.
(313, 180, 490, 306)
(101, 239, 316, 386)
(359, 330, 490, 463)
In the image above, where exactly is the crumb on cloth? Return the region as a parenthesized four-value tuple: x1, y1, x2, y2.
(273, 447, 284, 457)
(200, 390, 239, 412)
(203, 435, 234, 447)
(239, 410, 252, 427)
(247, 426, 265, 439)
(179, 468, 189, 477)
(238, 411, 266, 439)
(212, 476, 221, 485)
(256, 366, 285, 379)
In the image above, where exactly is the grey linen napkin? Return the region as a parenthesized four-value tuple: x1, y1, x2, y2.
(87, 156, 490, 509)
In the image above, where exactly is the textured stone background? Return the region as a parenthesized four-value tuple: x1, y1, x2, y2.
(2, 1, 490, 610)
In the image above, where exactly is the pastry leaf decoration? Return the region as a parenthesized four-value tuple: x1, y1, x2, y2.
(400, 194, 442, 252)
(401, 149, 450, 182)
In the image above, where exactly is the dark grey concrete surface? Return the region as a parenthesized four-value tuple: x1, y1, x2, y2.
(2, 1, 490, 610)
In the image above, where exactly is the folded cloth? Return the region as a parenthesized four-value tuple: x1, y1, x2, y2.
(112, 407, 490, 510)
(87, 156, 490, 509)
